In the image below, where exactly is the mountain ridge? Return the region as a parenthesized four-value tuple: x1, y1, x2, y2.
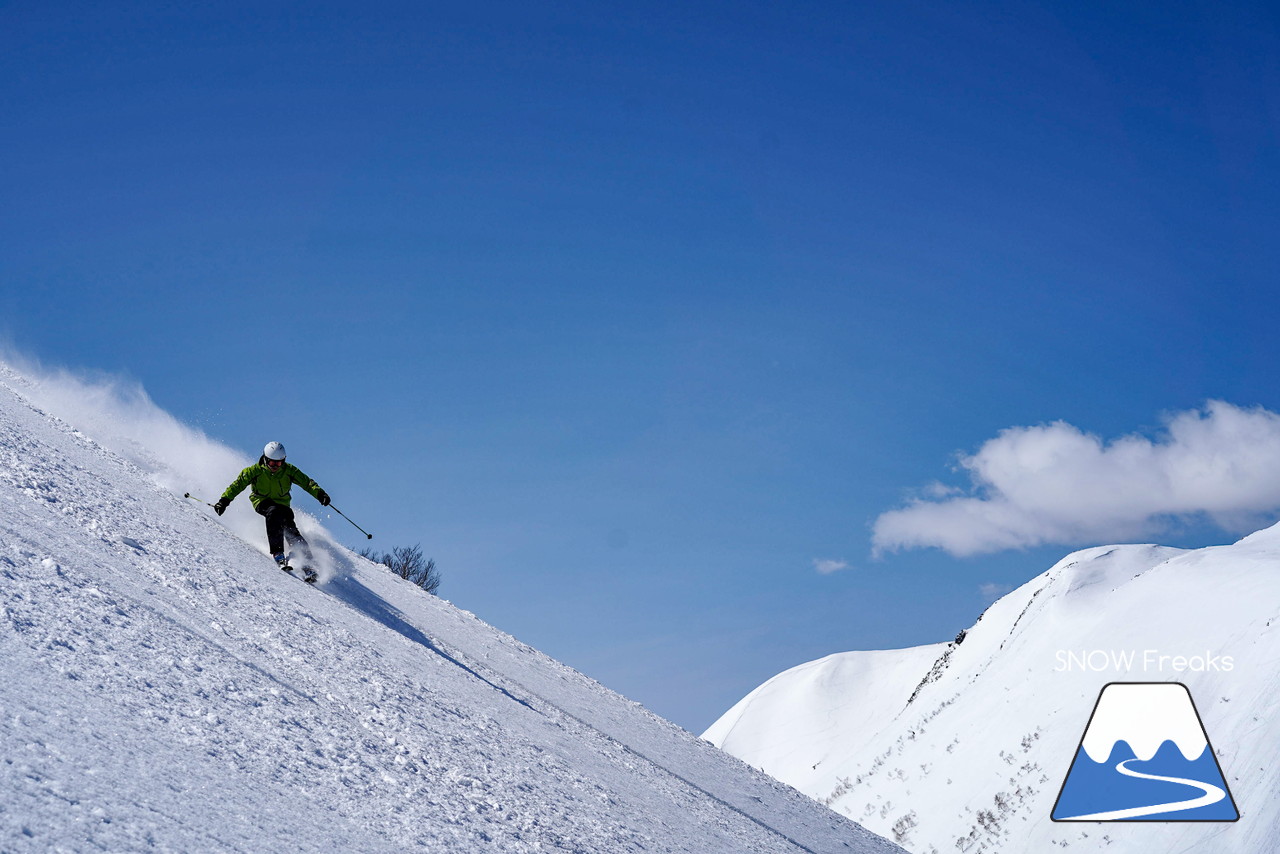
(705, 530, 1280, 851)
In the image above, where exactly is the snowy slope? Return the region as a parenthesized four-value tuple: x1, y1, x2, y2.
(706, 537, 1280, 852)
(0, 363, 905, 854)
(704, 644, 948, 795)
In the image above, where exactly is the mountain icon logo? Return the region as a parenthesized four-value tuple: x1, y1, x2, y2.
(1052, 682, 1239, 822)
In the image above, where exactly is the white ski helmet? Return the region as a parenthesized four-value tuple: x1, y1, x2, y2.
(263, 441, 287, 461)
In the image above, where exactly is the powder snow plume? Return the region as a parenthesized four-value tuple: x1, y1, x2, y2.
(0, 352, 338, 572)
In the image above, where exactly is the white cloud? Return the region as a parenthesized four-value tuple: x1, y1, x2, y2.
(873, 402, 1280, 557)
(813, 558, 851, 575)
(979, 582, 1014, 602)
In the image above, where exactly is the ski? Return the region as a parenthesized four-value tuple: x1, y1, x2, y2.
(279, 563, 317, 584)
(274, 554, 316, 583)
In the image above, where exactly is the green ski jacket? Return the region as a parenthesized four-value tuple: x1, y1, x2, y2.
(221, 459, 325, 509)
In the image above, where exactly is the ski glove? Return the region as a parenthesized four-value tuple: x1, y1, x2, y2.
(213, 499, 228, 516)
(317, 490, 331, 507)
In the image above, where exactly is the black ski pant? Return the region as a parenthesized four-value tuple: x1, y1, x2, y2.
(256, 499, 312, 561)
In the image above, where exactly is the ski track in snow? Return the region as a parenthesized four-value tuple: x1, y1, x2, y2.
(0, 365, 906, 853)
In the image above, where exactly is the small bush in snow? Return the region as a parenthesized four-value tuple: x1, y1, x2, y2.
(359, 543, 441, 595)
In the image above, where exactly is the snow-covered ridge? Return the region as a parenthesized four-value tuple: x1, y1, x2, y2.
(705, 532, 1280, 852)
(0, 361, 904, 854)
(703, 644, 948, 795)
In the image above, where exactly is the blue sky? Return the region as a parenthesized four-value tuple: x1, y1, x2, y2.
(4, 0, 1280, 731)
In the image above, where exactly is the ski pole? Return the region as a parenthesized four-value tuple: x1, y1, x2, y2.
(184, 492, 215, 508)
(330, 505, 373, 539)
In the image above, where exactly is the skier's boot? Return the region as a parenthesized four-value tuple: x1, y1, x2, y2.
(301, 566, 318, 584)
(274, 554, 294, 573)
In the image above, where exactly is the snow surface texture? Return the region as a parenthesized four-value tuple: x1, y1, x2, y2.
(706, 537, 1280, 852)
(0, 362, 905, 854)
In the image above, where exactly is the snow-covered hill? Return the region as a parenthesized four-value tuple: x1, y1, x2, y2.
(0, 362, 904, 854)
(705, 535, 1280, 852)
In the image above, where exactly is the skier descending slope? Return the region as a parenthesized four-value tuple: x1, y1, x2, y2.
(214, 441, 331, 582)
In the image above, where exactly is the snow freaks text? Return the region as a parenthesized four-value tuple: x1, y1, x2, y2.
(1054, 650, 1235, 673)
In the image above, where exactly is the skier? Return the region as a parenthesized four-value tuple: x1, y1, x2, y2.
(214, 441, 331, 580)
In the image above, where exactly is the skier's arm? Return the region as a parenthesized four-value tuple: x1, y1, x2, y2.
(219, 467, 256, 505)
(287, 465, 329, 505)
